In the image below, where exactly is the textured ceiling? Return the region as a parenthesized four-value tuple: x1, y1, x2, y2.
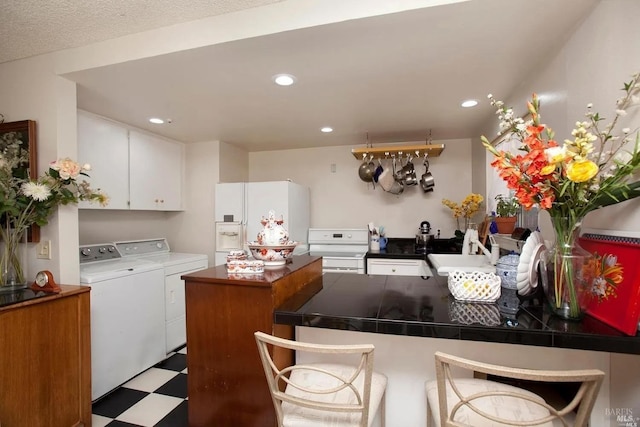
(0, 0, 282, 63)
(2, 0, 599, 152)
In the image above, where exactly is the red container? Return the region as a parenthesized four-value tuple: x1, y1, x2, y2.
(579, 234, 640, 336)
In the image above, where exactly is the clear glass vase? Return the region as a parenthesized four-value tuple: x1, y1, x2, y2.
(0, 226, 28, 292)
(541, 215, 593, 320)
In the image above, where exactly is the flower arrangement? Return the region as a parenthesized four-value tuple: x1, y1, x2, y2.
(481, 72, 640, 318)
(442, 193, 484, 231)
(1, 130, 108, 286)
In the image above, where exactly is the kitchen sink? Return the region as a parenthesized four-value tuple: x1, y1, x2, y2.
(427, 254, 496, 276)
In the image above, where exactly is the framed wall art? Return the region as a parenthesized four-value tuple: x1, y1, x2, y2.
(0, 119, 40, 242)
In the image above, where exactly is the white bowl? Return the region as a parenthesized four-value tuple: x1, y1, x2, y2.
(247, 242, 298, 267)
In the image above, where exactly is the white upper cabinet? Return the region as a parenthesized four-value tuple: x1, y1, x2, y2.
(129, 130, 184, 211)
(78, 111, 130, 209)
(77, 110, 184, 211)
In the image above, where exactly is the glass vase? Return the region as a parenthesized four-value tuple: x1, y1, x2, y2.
(541, 215, 593, 320)
(0, 226, 28, 292)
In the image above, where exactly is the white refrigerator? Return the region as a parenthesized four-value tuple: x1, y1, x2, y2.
(214, 181, 310, 266)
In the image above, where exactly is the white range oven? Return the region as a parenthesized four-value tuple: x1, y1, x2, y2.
(308, 228, 369, 274)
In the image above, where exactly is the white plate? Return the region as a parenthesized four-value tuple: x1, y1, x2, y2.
(516, 231, 545, 295)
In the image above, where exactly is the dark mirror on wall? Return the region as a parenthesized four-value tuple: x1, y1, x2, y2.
(0, 119, 39, 242)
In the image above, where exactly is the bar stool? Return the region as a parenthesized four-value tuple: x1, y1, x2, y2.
(426, 351, 604, 427)
(254, 331, 387, 427)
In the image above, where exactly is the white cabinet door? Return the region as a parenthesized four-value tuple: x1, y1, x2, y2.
(165, 260, 208, 353)
(77, 111, 130, 209)
(129, 130, 183, 210)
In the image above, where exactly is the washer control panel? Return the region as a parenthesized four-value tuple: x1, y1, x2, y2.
(79, 244, 121, 263)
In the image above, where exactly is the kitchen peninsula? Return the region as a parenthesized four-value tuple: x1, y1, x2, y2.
(274, 272, 640, 426)
(183, 254, 640, 427)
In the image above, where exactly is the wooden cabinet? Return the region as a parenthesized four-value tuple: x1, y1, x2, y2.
(367, 258, 432, 277)
(183, 256, 323, 427)
(77, 110, 184, 211)
(129, 130, 183, 210)
(78, 110, 130, 209)
(0, 286, 91, 427)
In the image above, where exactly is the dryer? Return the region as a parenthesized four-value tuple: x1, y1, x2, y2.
(115, 238, 208, 353)
(79, 243, 166, 401)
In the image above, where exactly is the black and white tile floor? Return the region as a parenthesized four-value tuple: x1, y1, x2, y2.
(91, 347, 188, 427)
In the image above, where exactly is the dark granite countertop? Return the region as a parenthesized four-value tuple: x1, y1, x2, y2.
(274, 273, 640, 355)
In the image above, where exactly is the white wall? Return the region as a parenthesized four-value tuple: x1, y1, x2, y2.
(476, 0, 640, 412)
(2, 0, 454, 281)
(249, 140, 475, 238)
(219, 141, 249, 182)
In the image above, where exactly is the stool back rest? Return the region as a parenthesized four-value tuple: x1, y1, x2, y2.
(254, 331, 375, 427)
(434, 351, 605, 427)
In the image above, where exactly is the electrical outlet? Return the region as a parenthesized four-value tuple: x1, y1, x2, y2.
(36, 240, 52, 260)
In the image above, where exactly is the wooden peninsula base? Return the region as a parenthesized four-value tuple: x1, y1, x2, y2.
(182, 255, 322, 427)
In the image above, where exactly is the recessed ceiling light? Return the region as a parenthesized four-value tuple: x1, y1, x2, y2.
(320, 127, 333, 133)
(273, 74, 297, 86)
(461, 99, 479, 108)
(149, 118, 164, 124)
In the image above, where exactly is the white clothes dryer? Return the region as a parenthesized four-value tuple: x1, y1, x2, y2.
(79, 243, 166, 401)
(114, 238, 208, 353)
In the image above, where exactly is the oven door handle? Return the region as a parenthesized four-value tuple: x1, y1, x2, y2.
(322, 267, 361, 274)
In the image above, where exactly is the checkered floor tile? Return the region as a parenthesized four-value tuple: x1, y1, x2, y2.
(92, 347, 188, 427)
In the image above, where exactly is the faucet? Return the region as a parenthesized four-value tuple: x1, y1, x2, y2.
(462, 226, 499, 265)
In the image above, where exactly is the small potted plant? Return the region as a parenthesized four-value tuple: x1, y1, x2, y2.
(494, 194, 520, 234)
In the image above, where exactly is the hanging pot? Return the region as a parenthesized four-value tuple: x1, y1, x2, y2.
(388, 156, 404, 194)
(420, 160, 435, 192)
(358, 154, 375, 182)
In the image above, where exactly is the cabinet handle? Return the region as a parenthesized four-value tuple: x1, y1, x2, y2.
(392, 268, 396, 272)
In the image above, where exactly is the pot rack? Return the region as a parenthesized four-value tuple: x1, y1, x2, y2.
(351, 142, 445, 160)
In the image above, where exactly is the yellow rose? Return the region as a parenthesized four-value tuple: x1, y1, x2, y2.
(566, 159, 598, 183)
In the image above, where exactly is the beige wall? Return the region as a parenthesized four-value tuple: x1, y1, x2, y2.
(481, 0, 640, 241)
(248, 140, 474, 238)
(1, 0, 450, 281)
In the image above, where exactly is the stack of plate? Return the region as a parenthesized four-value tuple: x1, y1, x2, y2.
(516, 231, 546, 296)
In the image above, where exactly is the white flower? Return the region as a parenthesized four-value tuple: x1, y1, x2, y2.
(50, 157, 82, 180)
(82, 163, 91, 171)
(616, 109, 627, 116)
(21, 182, 51, 201)
(545, 146, 567, 163)
(604, 254, 618, 267)
(591, 277, 607, 296)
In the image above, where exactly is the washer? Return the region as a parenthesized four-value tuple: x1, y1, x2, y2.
(115, 238, 208, 353)
(79, 243, 166, 401)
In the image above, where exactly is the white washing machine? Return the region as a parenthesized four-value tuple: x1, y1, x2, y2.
(115, 238, 208, 353)
(79, 243, 166, 401)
